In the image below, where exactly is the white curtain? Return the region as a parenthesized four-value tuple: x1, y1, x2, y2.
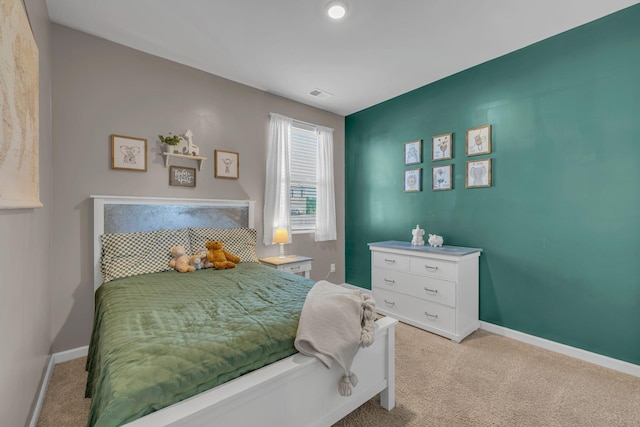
(315, 126, 337, 241)
(263, 113, 292, 245)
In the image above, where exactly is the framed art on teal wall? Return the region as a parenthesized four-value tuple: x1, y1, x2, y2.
(432, 164, 452, 191)
(404, 168, 422, 192)
(404, 140, 422, 165)
(466, 159, 491, 188)
(432, 133, 452, 161)
(466, 125, 491, 156)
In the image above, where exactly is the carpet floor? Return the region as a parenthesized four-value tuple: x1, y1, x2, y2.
(37, 322, 640, 426)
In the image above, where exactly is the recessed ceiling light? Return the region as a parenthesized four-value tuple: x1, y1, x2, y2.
(326, 1, 348, 20)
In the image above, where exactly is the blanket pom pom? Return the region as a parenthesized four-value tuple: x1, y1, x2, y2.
(339, 375, 353, 396)
(348, 372, 358, 387)
(360, 327, 374, 347)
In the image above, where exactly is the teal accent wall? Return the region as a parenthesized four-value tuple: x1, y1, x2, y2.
(345, 6, 640, 364)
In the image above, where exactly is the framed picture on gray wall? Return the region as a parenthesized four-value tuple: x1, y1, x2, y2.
(404, 168, 422, 192)
(466, 125, 491, 156)
(111, 134, 147, 172)
(169, 166, 196, 187)
(404, 140, 422, 165)
(466, 159, 491, 188)
(215, 150, 239, 179)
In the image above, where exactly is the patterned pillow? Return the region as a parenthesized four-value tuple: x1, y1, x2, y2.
(189, 227, 259, 262)
(101, 228, 191, 282)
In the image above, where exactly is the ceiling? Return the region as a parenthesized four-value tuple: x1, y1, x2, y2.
(46, 0, 639, 116)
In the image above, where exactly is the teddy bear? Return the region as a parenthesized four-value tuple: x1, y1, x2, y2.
(190, 248, 212, 270)
(169, 245, 195, 273)
(205, 240, 241, 270)
(189, 254, 202, 270)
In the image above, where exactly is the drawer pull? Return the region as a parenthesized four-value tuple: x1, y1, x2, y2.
(424, 311, 438, 320)
(384, 299, 396, 307)
(290, 266, 300, 270)
(384, 278, 396, 285)
(424, 265, 439, 271)
(424, 287, 438, 294)
(384, 258, 396, 264)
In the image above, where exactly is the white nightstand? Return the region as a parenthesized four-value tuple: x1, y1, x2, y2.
(259, 255, 313, 278)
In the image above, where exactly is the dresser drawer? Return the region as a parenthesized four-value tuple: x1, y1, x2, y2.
(373, 288, 456, 334)
(372, 251, 410, 272)
(410, 256, 456, 281)
(372, 267, 456, 308)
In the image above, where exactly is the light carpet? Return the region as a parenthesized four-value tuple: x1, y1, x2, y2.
(37, 322, 640, 426)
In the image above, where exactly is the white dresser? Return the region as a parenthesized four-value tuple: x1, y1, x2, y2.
(369, 241, 482, 342)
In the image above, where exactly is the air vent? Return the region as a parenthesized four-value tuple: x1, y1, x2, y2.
(308, 88, 333, 100)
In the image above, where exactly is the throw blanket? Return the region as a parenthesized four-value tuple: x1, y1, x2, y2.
(294, 281, 376, 396)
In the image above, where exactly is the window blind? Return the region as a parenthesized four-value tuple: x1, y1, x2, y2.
(290, 124, 317, 231)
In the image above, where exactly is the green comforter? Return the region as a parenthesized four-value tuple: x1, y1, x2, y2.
(86, 263, 314, 427)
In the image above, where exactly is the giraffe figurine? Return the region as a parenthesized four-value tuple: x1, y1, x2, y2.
(184, 129, 200, 156)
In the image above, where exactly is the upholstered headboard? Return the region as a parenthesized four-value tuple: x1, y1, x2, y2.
(92, 195, 256, 290)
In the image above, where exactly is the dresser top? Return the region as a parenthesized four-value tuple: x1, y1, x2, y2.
(368, 240, 482, 257)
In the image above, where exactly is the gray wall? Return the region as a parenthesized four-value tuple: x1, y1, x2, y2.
(0, 0, 53, 425)
(51, 25, 345, 352)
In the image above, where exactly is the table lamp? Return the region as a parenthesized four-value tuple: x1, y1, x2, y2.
(273, 227, 289, 259)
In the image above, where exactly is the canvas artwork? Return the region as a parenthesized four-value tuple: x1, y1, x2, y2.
(0, 0, 41, 208)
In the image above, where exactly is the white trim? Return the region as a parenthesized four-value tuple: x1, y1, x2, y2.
(53, 345, 89, 364)
(480, 321, 640, 378)
(29, 356, 54, 427)
(29, 346, 90, 427)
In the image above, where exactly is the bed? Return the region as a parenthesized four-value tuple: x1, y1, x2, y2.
(90, 195, 397, 427)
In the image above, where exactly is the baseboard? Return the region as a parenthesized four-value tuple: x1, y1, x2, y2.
(28, 355, 55, 427)
(53, 345, 89, 364)
(28, 346, 89, 427)
(480, 321, 640, 378)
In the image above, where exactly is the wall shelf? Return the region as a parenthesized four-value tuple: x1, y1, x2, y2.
(162, 152, 207, 171)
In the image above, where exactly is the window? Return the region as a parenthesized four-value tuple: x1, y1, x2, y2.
(290, 123, 317, 232)
(264, 112, 335, 245)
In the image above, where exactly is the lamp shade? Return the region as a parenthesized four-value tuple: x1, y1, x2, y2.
(273, 227, 289, 244)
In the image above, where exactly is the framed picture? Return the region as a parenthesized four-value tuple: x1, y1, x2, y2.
(111, 134, 147, 172)
(466, 125, 491, 156)
(432, 133, 452, 161)
(404, 140, 422, 165)
(466, 159, 492, 188)
(404, 168, 422, 192)
(432, 165, 452, 191)
(215, 150, 239, 179)
(169, 166, 196, 187)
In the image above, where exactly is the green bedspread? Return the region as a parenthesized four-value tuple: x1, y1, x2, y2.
(85, 263, 314, 427)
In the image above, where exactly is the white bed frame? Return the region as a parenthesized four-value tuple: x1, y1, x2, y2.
(91, 195, 397, 427)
